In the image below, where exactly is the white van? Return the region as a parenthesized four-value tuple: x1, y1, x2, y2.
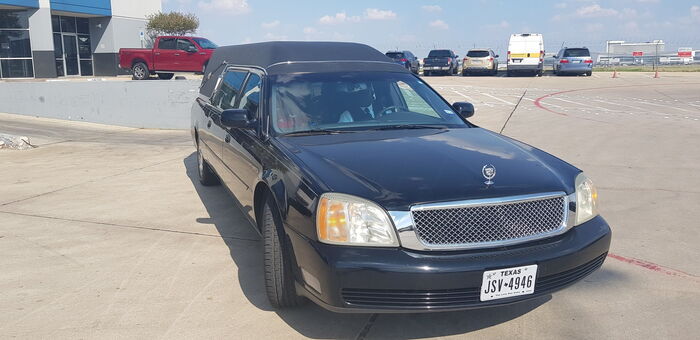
(507, 33, 544, 76)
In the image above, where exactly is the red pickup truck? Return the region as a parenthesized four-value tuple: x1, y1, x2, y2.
(119, 36, 218, 80)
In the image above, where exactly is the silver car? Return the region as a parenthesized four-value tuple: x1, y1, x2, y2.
(553, 47, 593, 76)
(462, 49, 499, 76)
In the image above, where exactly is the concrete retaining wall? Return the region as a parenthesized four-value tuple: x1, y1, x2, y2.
(0, 79, 199, 129)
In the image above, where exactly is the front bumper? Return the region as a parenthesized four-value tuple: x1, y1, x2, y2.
(288, 215, 611, 313)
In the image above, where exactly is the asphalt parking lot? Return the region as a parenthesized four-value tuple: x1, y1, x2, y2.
(1, 72, 699, 339)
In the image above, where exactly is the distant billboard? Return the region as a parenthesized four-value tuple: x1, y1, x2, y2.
(632, 51, 643, 57)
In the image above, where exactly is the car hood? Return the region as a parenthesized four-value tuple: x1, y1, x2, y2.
(276, 128, 580, 211)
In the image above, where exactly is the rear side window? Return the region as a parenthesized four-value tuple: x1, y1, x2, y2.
(428, 50, 452, 58)
(564, 48, 590, 57)
(238, 73, 262, 119)
(158, 38, 176, 50)
(212, 70, 248, 110)
(467, 50, 490, 58)
(386, 52, 405, 59)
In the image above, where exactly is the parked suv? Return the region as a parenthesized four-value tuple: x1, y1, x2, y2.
(553, 47, 593, 76)
(192, 41, 611, 313)
(462, 49, 499, 76)
(423, 49, 459, 76)
(119, 36, 218, 80)
(385, 50, 419, 74)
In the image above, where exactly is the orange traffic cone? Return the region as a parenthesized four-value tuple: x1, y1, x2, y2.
(612, 70, 618, 78)
(654, 70, 660, 78)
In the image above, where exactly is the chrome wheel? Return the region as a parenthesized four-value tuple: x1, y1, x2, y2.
(134, 66, 145, 79)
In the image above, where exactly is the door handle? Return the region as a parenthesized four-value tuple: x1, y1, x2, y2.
(174, 53, 181, 56)
(155, 52, 160, 56)
(207, 120, 212, 128)
(225, 134, 231, 143)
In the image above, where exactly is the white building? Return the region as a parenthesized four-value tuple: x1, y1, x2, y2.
(0, 0, 161, 78)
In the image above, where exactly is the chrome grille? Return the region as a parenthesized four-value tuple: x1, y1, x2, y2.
(411, 195, 566, 247)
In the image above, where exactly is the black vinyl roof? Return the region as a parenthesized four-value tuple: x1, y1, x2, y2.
(201, 41, 408, 95)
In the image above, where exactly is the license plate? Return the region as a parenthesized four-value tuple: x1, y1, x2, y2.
(573, 60, 582, 63)
(431, 67, 440, 70)
(513, 59, 522, 63)
(480, 264, 537, 301)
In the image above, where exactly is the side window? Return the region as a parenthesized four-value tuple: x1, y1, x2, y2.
(212, 70, 248, 110)
(158, 38, 176, 50)
(238, 73, 262, 119)
(177, 39, 195, 51)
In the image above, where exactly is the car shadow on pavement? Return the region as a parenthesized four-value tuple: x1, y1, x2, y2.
(184, 152, 551, 338)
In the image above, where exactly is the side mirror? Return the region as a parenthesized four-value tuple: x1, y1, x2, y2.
(495, 54, 499, 58)
(455, 55, 459, 58)
(186, 46, 198, 53)
(452, 102, 475, 119)
(221, 109, 253, 129)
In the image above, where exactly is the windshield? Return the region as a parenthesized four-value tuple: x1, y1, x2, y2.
(193, 38, 218, 49)
(270, 72, 467, 134)
(564, 48, 590, 57)
(428, 50, 451, 58)
(386, 52, 405, 59)
(467, 50, 490, 58)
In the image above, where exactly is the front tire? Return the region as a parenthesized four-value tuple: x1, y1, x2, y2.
(131, 62, 149, 80)
(197, 142, 219, 186)
(586, 71, 592, 76)
(262, 197, 303, 308)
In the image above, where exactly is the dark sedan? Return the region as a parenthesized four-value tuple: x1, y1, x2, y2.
(192, 41, 611, 313)
(385, 50, 419, 74)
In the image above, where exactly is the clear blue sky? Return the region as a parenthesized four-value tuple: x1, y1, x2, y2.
(163, 0, 700, 57)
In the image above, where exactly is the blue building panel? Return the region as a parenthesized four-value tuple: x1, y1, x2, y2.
(49, 0, 111, 16)
(0, 0, 40, 8)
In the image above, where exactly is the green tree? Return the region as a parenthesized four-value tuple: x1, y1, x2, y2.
(146, 11, 199, 38)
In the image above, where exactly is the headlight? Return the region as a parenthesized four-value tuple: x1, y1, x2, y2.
(316, 193, 399, 247)
(575, 173, 598, 225)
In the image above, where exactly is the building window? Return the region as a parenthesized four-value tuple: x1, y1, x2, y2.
(52, 15, 93, 77)
(0, 10, 34, 78)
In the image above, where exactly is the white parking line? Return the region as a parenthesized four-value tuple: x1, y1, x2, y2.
(451, 90, 475, 102)
(635, 100, 695, 113)
(551, 97, 615, 113)
(592, 99, 666, 116)
(480, 93, 516, 106)
(452, 90, 494, 107)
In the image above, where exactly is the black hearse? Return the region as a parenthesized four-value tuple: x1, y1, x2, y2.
(191, 42, 611, 313)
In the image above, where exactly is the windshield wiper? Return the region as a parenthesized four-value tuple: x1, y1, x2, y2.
(282, 129, 356, 136)
(369, 124, 448, 131)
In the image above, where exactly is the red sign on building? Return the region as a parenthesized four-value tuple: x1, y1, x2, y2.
(632, 51, 644, 57)
(678, 51, 692, 57)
